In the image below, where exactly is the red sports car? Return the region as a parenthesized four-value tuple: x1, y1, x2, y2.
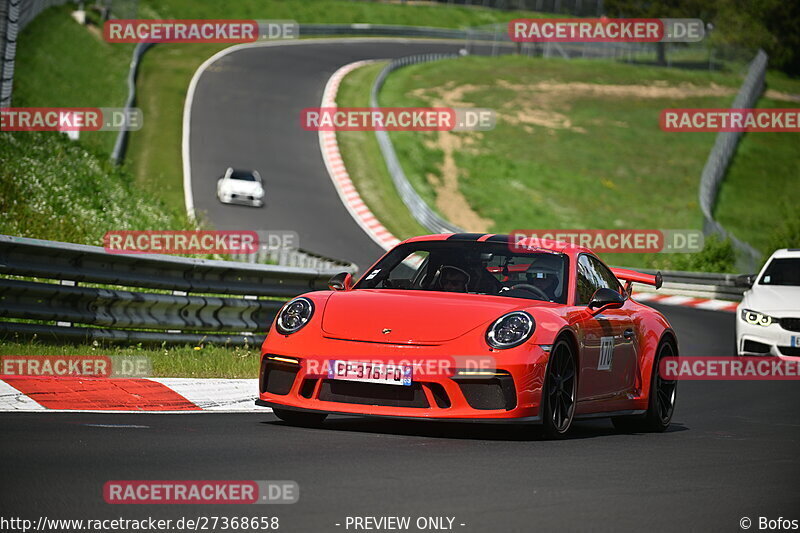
(256, 233, 677, 437)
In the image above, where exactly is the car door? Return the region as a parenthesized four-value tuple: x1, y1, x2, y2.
(574, 254, 638, 403)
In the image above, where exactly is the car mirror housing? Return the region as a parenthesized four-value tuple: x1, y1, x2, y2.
(588, 287, 625, 312)
(735, 274, 755, 288)
(328, 272, 354, 291)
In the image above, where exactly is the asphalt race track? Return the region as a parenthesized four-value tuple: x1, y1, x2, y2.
(188, 39, 502, 271)
(2, 303, 799, 531)
(3, 40, 797, 532)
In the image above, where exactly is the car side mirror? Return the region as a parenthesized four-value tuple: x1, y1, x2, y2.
(328, 272, 354, 291)
(735, 274, 755, 288)
(588, 287, 625, 312)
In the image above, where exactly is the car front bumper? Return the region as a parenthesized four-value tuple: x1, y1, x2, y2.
(256, 344, 551, 422)
(736, 308, 800, 358)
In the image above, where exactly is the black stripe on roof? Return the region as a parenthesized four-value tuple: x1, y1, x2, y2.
(446, 233, 485, 241)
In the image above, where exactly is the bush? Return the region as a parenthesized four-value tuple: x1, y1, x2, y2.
(0, 132, 195, 245)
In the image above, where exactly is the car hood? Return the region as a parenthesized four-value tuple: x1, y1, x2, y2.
(321, 289, 529, 343)
(221, 180, 262, 195)
(742, 285, 800, 315)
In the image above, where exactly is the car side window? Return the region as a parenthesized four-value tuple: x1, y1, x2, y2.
(575, 254, 622, 305)
(576, 255, 599, 305)
(588, 256, 623, 294)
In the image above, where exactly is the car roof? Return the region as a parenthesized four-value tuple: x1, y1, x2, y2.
(401, 233, 592, 256)
(768, 248, 800, 259)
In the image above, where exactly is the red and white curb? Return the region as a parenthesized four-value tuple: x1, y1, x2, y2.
(318, 60, 401, 253)
(0, 377, 264, 413)
(632, 292, 738, 312)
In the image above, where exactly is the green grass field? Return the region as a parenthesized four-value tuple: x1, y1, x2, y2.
(0, 341, 259, 378)
(0, 132, 195, 245)
(12, 5, 133, 156)
(139, 0, 547, 27)
(357, 54, 800, 269)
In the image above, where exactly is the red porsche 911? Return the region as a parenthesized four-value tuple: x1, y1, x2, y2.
(256, 233, 678, 438)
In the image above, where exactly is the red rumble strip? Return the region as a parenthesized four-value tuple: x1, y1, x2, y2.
(2, 377, 200, 411)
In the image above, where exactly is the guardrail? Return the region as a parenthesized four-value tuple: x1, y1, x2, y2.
(111, 41, 153, 164)
(629, 268, 746, 301)
(698, 49, 767, 272)
(0, 235, 353, 346)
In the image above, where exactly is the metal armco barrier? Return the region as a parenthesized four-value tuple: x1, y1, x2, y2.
(697, 49, 767, 272)
(0, 235, 354, 345)
(629, 268, 746, 301)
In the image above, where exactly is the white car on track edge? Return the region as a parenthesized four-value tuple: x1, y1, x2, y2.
(736, 249, 800, 358)
(216, 167, 265, 207)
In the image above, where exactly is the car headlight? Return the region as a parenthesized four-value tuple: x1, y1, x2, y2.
(255, 189, 265, 198)
(741, 309, 775, 327)
(276, 297, 314, 335)
(486, 311, 535, 349)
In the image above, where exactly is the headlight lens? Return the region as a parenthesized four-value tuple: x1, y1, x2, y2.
(742, 309, 774, 327)
(486, 311, 535, 349)
(276, 297, 314, 334)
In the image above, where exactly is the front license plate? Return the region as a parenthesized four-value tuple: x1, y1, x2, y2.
(792, 336, 800, 347)
(328, 360, 412, 386)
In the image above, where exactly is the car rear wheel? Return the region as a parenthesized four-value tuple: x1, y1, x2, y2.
(612, 338, 677, 433)
(541, 338, 577, 439)
(273, 408, 327, 427)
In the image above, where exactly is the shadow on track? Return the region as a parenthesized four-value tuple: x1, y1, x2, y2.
(261, 416, 689, 441)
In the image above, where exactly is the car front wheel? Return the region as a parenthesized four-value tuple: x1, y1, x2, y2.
(541, 338, 577, 439)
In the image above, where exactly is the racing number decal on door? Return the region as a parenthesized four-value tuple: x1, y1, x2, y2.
(598, 336, 614, 371)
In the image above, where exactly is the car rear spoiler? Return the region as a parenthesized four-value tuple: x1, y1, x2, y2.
(611, 268, 663, 294)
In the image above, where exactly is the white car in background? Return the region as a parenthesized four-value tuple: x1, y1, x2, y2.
(736, 249, 800, 358)
(216, 167, 265, 207)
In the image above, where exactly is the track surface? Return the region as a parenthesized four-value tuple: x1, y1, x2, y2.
(2, 303, 799, 531)
(4, 41, 797, 531)
(188, 40, 496, 271)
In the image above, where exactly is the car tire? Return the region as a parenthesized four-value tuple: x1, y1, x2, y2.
(612, 338, 677, 433)
(273, 408, 327, 427)
(541, 338, 577, 439)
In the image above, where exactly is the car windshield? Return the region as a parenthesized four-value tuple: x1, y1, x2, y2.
(230, 171, 257, 181)
(356, 241, 569, 303)
(759, 257, 800, 286)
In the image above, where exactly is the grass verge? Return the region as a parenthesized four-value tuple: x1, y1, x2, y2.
(0, 341, 259, 378)
(352, 54, 800, 270)
(0, 132, 195, 244)
(12, 5, 133, 156)
(336, 62, 429, 239)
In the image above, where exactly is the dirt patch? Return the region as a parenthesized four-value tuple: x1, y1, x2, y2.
(410, 84, 493, 231)
(433, 131, 492, 232)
